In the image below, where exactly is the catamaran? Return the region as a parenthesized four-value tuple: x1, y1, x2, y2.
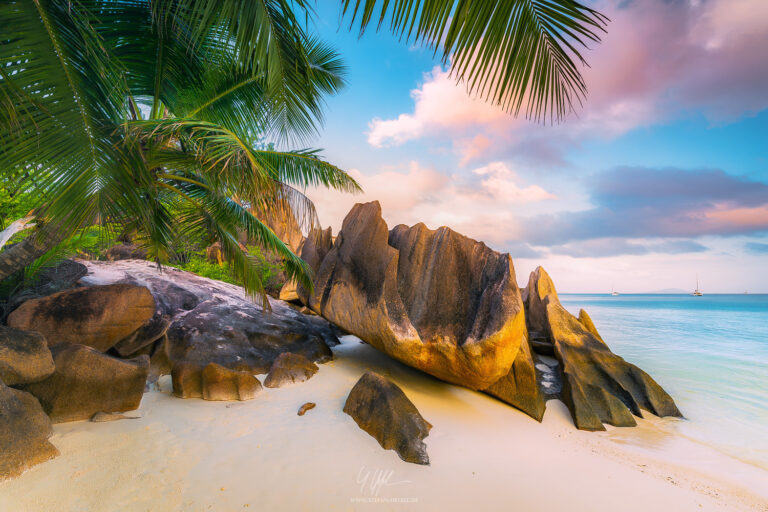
(692, 275, 703, 296)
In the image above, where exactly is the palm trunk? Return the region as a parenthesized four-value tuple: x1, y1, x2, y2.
(0, 226, 66, 282)
(0, 216, 35, 250)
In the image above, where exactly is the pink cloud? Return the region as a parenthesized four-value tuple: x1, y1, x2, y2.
(366, 0, 768, 164)
(306, 161, 554, 249)
(704, 205, 768, 230)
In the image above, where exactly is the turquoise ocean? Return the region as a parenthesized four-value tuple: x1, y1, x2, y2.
(559, 294, 768, 469)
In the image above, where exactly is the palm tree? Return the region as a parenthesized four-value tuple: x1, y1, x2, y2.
(0, 0, 360, 304)
(1, 0, 608, 301)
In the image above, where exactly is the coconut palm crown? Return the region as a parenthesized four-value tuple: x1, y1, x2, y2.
(0, 0, 360, 304)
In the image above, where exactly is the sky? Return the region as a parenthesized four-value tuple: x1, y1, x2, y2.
(296, 0, 768, 293)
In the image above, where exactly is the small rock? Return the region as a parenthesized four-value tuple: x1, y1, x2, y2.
(172, 362, 262, 401)
(202, 363, 261, 401)
(343, 372, 431, 465)
(264, 353, 318, 388)
(297, 402, 316, 416)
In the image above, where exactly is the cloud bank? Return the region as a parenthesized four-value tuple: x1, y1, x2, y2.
(366, 0, 768, 165)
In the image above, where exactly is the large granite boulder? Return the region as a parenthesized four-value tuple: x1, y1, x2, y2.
(23, 344, 149, 423)
(263, 352, 318, 388)
(0, 326, 55, 386)
(166, 298, 334, 374)
(79, 261, 339, 375)
(0, 383, 59, 480)
(525, 267, 681, 431)
(7, 284, 155, 352)
(303, 202, 525, 390)
(112, 279, 202, 357)
(483, 335, 546, 421)
(344, 372, 432, 465)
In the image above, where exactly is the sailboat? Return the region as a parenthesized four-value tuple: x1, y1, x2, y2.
(611, 286, 620, 296)
(691, 275, 703, 296)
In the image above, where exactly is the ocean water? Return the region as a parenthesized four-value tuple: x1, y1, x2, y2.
(559, 294, 768, 469)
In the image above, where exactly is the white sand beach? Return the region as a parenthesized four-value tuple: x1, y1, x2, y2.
(1, 335, 766, 512)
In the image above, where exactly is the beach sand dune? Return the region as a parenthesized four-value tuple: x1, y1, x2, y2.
(1, 335, 766, 511)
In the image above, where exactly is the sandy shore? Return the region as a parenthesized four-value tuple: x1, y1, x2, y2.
(1, 335, 766, 512)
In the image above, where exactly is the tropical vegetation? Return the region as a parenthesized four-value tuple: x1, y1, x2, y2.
(1, 0, 607, 303)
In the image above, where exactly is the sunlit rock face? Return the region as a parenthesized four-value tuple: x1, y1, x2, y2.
(7, 284, 155, 353)
(525, 267, 682, 431)
(303, 201, 526, 390)
(483, 335, 546, 422)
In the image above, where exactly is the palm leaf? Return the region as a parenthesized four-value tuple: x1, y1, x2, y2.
(342, 0, 608, 122)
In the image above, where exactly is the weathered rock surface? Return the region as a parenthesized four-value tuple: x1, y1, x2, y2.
(258, 209, 305, 254)
(344, 372, 432, 465)
(303, 202, 525, 390)
(0, 326, 54, 386)
(104, 244, 147, 261)
(112, 279, 201, 357)
(79, 261, 339, 375)
(484, 335, 546, 421)
(278, 281, 299, 302)
(2, 260, 88, 319)
(172, 362, 262, 401)
(24, 344, 149, 423)
(202, 363, 261, 401)
(525, 267, 681, 431)
(577, 309, 604, 344)
(0, 383, 59, 480)
(7, 284, 155, 352)
(263, 353, 318, 388)
(166, 299, 334, 374)
(171, 361, 204, 398)
(290, 226, 333, 304)
(300, 227, 334, 273)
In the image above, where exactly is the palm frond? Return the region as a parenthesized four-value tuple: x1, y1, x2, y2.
(341, 0, 608, 122)
(152, 0, 347, 143)
(0, 0, 127, 234)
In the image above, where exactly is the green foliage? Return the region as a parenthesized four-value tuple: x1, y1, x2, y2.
(0, 0, 361, 306)
(169, 245, 284, 292)
(0, 184, 38, 231)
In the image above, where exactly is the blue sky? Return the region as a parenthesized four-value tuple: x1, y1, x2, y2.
(297, 0, 768, 293)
